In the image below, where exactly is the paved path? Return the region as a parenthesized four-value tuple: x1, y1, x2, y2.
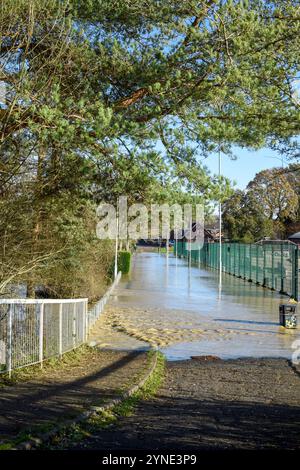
(73, 358, 300, 450)
(0, 349, 148, 443)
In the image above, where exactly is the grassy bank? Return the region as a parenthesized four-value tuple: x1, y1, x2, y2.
(0, 345, 93, 388)
(0, 350, 165, 450)
(43, 351, 165, 449)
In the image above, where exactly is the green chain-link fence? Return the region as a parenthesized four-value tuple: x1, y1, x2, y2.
(175, 240, 299, 300)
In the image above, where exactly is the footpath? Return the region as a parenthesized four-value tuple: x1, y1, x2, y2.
(71, 357, 300, 451)
(0, 347, 150, 447)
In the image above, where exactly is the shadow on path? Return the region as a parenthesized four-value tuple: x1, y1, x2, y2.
(75, 395, 300, 450)
(0, 350, 147, 440)
(73, 357, 300, 451)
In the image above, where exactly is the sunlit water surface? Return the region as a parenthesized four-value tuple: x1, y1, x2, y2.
(109, 252, 299, 360)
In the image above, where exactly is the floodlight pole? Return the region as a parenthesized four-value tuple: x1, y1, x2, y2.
(189, 217, 192, 269)
(114, 213, 119, 280)
(218, 146, 222, 288)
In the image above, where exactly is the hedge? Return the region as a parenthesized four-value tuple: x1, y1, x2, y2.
(118, 251, 131, 274)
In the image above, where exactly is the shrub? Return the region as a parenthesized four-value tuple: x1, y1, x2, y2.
(118, 251, 131, 274)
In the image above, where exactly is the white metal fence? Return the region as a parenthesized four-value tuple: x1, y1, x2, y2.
(0, 272, 121, 376)
(87, 271, 121, 330)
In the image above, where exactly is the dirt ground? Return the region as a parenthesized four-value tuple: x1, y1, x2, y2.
(72, 357, 300, 451)
(0, 349, 149, 443)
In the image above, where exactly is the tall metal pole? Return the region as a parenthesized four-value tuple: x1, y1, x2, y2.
(187, 217, 192, 292)
(189, 217, 192, 269)
(166, 236, 169, 260)
(6, 304, 12, 378)
(114, 213, 119, 280)
(175, 226, 178, 272)
(218, 147, 222, 290)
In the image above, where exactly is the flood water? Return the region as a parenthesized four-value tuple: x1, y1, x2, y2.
(108, 251, 299, 360)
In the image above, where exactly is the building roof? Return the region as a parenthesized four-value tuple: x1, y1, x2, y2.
(288, 232, 300, 239)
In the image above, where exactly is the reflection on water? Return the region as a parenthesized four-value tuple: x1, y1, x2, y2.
(110, 252, 299, 360)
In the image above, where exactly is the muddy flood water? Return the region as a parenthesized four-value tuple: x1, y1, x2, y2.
(90, 251, 300, 360)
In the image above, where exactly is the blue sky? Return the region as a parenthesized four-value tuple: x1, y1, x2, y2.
(202, 146, 287, 190)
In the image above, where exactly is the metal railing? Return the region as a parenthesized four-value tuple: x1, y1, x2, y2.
(175, 240, 299, 300)
(0, 272, 122, 376)
(87, 271, 122, 330)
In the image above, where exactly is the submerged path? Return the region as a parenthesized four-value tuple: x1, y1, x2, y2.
(2, 253, 299, 450)
(90, 251, 299, 359)
(72, 253, 300, 451)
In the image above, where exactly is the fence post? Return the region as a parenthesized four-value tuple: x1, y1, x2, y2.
(256, 244, 259, 283)
(39, 303, 44, 368)
(294, 246, 299, 301)
(263, 245, 266, 286)
(280, 243, 284, 293)
(271, 244, 274, 290)
(233, 244, 236, 276)
(6, 304, 12, 378)
(85, 300, 88, 342)
(73, 303, 77, 349)
(59, 303, 63, 358)
(249, 244, 252, 281)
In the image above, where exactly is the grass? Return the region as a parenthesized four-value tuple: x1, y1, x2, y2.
(113, 350, 165, 417)
(43, 350, 165, 449)
(158, 247, 173, 253)
(0, 422, 55, 450)
(0, 345, 103, 450)
(0, 345, 93, 388)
